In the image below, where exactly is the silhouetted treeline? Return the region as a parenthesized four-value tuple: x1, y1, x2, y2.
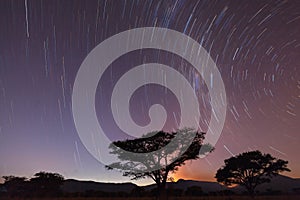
(0, 172, 235, 198)
(1, 171, 64, 198)
(1, 169, 299, 198)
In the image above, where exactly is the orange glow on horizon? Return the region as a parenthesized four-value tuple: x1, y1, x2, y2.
(172, 166, 216, 182)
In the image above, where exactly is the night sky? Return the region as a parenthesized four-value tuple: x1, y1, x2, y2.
(0, 0, 299, 186)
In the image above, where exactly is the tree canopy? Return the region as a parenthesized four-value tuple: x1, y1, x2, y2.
(215, 150, 290, 197)
(106, 127, 213, 199)
(30, 171, 64, 197)
(2, 171, 64, 197)
(2, 176, 27, 197)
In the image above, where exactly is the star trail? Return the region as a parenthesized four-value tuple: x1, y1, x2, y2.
(0, 0, 299, 185)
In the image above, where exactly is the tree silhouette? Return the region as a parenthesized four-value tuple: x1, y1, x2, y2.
(106, 128, 213, 200)
(30, 171, 64, 197)
(215, 150, 290, 198)
(2, 176, 27, 197)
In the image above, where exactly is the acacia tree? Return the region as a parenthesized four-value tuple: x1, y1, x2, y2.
(215, 150, 290, 197)
(30, 171, 64, 197)
(106, 128, 213, 200)
(2, 176, 28, 197)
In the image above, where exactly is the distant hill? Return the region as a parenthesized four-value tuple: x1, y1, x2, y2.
(61, 175, 300, 194)
(232, 175, 300, 194)
(62, 179, 137, 193)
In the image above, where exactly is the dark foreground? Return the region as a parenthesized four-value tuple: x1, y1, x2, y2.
(1, 196, 300, 200)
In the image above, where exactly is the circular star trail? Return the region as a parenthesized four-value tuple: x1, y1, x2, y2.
(0, 0, 299, 184)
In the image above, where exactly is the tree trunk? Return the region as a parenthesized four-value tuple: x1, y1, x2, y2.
(158, 185, 167, 200)
(155, 173, 169, 200)
(248, 187, 255, 199)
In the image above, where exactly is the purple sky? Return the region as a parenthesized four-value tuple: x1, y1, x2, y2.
(0, 0, 299, 185)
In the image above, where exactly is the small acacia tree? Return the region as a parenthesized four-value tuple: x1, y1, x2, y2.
(106, 128, 213, 200)
(2, 176, 28, 197)
(30, 171, 64, 197)
(215, 150, 290, 197)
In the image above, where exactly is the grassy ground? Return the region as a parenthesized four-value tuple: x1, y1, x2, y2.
(1, 196, 300, 200)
